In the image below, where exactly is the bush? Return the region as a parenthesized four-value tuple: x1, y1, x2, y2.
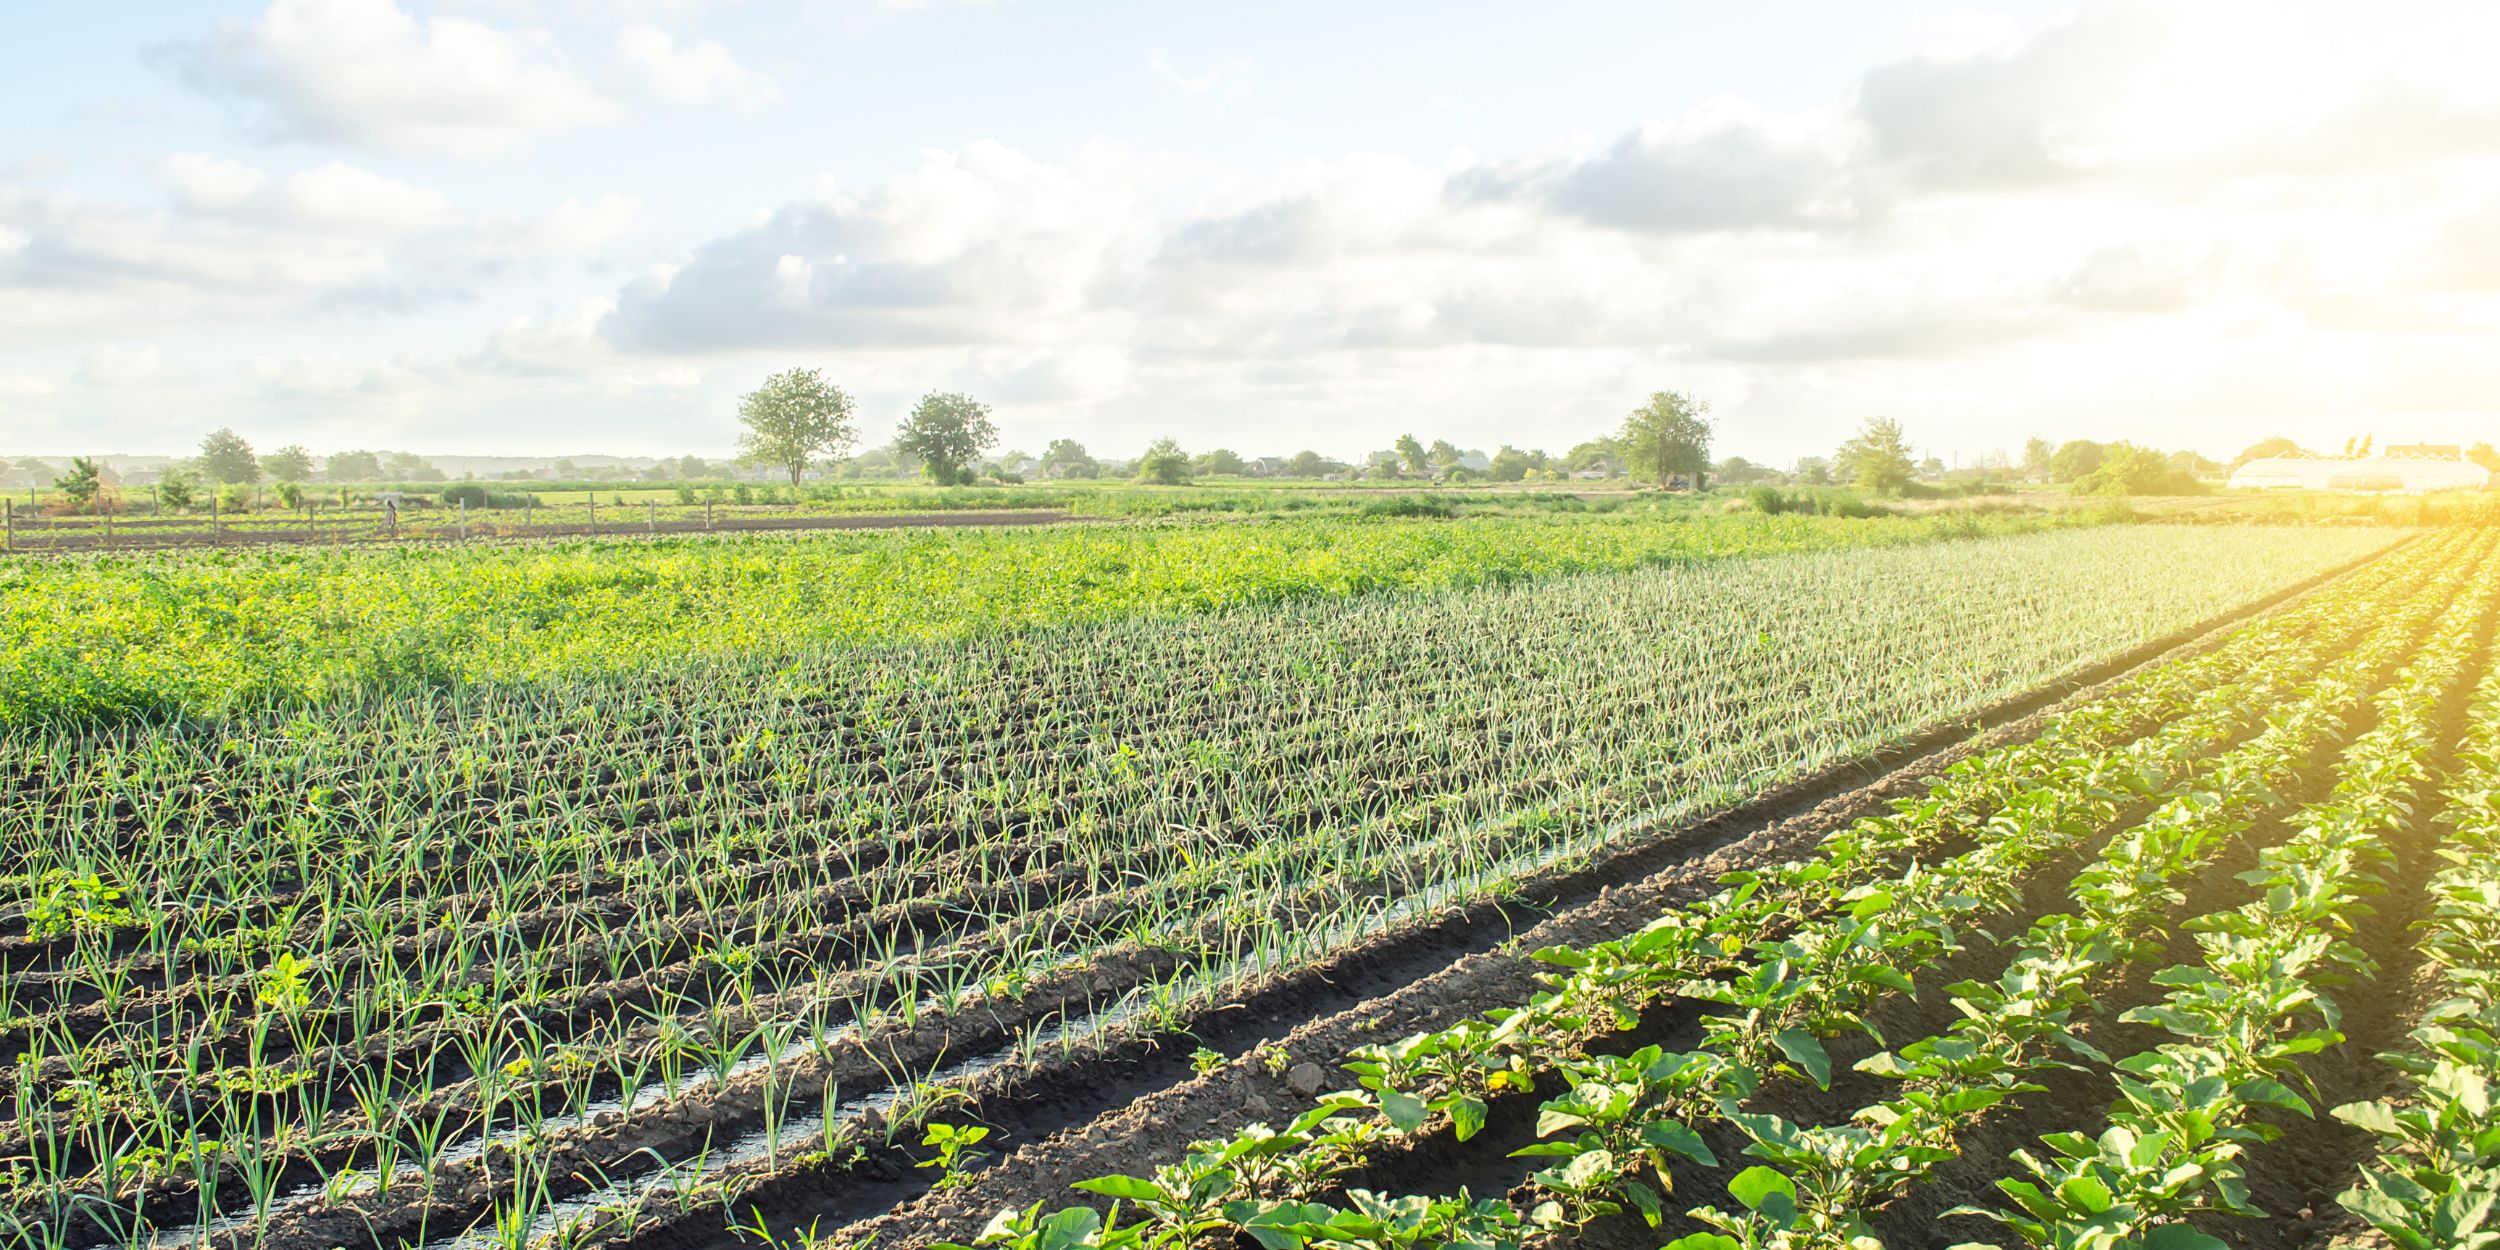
(1743, 485, 1892, 519)
(439, 483, 537, 510)
(1361, 495, 1457, 519)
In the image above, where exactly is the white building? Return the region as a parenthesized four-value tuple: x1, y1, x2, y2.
(2228, 451, 2490, 493)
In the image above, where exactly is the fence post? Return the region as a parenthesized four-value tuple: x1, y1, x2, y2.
(648, 500, 656, 533)
(588, 495, 596, 532)
(707, 500, 714, 530)
(211, 496, 219, 537)
(4, 499, 11, 552)
(526, 498, 535, 535)
(460, 498, 469, 541)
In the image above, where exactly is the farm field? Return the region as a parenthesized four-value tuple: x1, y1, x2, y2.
(1, 506, 2111, 727)
(0, 518, 2426, 1250)
(829, 525, 2500, 1250)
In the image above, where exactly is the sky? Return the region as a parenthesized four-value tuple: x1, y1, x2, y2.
(4, 0, 2498, 467)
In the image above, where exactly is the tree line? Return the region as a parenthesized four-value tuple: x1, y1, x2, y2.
(733, 370, 1719, 489)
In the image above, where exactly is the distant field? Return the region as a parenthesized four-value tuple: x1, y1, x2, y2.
(1, 505, 2106, 726)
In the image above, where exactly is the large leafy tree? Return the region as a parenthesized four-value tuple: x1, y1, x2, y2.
(737, 368, 858, 486)
(198, 427, 260, 484)
(2071, 442, 2198, 496)
(326, 449, 384, 482)
(1041, 438, 1099, 479)
(1834, 417, 1916, 492)
(263, 445, 315, 483)
(1395, 433, 1428, 477)
(1136, 438, 1192, 485)
(1619, 391, 1713, 489)
(2048, 439, 2105, 483)
(895, 392, 998, 486)
(2022, 437, 2055, 480)
(2234, 436, 2305, 466)
(1562, 439, 1622, 475)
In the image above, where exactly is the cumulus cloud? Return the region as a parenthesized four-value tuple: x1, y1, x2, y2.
(163, 153, 454, 234)
(615, 24, 777, 108)
(1453, 100, 1866, 234)
(1855, 2, 2171, 188)
(600, 141, 1145, 352)
(0, 156, 638, 333)
(163, 0, 618, 157)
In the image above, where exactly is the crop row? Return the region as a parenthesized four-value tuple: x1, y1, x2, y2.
(0, 528, 2404, 1250)
(917, 530, 2486, 1249)
(2331, 649, 2500, 1248)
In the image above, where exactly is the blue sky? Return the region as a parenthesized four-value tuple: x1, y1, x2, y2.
(5, 0, 2498, 465)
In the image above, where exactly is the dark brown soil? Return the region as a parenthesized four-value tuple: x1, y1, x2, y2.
(32, 540, 2401, 1250)
(633, 553, 2397, 1250)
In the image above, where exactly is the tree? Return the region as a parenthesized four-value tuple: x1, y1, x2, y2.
(2234, 436, 2304, 466)
(1395, 434, 1429, 477)
(2166, 449, 2223, 479)
(1284, 449, 1330, 478)
(326, 449, 383, 482)
(1427, 439, 1467, 473)
(383, 451, 442, 482)
(262, 444, 314, 483)
(1042, 439, 1100, 479)
(1713, 456, 1776, 485)
(895, 392, 998, 485)
(158, 468, 197, 511)
(1489, 446, 1533, 483)
(2071, 442, 2199, 496)
(1795, 456, 1833, 486)
(1193, 447, 1247, 477)
(1136, 438, 1192, 485)
(737, 368, 858, 487)
(53, 457, 103, 511)
(1563, 439, 1622, 475)
(676, 454, 709, 479)
(1619, 391, 1714, 489)
(2469, 443, 2500, 475)
(2022, 437, 2055, 481)
(199, 428, 260, 484)
(2048, 440, 2105, 483)
(1834, 418, 1916, 492)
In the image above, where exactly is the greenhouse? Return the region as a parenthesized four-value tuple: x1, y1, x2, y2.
(2227, 452, 2491, 493)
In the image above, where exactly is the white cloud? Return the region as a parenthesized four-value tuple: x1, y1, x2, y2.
(601, 140, 1149, 352)
(0, 156, 640, 334)
(165, 153, 454, 234)
(615, 24, 777, 109)
(164, 0, 618, 157)
(1454, 98, 1866, 234)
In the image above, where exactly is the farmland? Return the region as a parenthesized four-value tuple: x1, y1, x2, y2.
(4, 512, 2489, 1250)
(0, 505, 2106, 727)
